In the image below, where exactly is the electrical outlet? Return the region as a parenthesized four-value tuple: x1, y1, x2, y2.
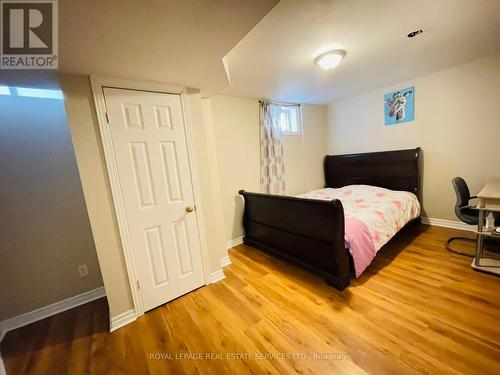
(78, 264, 89, 277)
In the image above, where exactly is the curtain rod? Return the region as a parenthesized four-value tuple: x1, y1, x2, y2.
(258, 99, 301, 106)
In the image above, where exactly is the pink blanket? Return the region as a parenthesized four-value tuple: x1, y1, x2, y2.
(345, 218, 376, 277)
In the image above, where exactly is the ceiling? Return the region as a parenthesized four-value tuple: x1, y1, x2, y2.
(2, 0, 499, 105)
(221, 0, 500, 104)
(57, 0, 278, 90)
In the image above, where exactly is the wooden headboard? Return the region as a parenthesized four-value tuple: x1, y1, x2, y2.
(324, 148, 422, 197)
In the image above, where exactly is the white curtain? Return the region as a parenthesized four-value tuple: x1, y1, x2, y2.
(260, 101, 286, 194)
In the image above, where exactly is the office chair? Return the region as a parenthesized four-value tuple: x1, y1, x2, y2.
(445, 177, 500, 256)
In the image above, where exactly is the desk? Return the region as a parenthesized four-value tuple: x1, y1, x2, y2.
(473, 178, 500, 275)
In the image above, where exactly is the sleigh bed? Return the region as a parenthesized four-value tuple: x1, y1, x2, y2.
(238, 148, 422, 290)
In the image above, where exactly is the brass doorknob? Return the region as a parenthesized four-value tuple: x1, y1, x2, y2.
(185, 206, 194, 213)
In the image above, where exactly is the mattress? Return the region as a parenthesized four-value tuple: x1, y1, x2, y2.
(298, 185, 420, 276)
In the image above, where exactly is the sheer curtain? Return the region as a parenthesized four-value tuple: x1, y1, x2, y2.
(259, 101, 286, 194)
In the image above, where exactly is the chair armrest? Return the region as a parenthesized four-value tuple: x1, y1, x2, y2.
(467, 196, 478, 205)
(459, 205, 477, 211)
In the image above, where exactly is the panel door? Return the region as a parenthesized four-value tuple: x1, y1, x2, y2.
(103, 87, 204, 312)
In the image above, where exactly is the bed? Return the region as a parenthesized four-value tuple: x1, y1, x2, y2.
(238, 147, 422, 290)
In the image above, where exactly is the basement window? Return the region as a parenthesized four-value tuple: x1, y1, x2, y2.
(278, 104, 301, 135)
(0, 86, 64, 100)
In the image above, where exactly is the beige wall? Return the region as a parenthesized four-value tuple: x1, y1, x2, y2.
(207, 95, 327, 242)
(60, 75, 227, 320)
(188, 92, 228, 274)
(327, 53, 500, 221)
(0, 90, 102, 321)
(60, 74, 134, 318)
(209, 96, 261, 243)
(286, 104, 328, 194)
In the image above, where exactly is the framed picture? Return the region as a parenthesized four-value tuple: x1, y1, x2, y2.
(384, 86, 414, 125)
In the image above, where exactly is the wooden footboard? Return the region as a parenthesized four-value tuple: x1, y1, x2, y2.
(238, 190, 352, 290)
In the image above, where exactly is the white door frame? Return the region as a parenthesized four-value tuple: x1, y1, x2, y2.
(90, 76, 211, 318)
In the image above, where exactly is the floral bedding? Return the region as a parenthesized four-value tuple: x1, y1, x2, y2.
(297, 185, 420, 277)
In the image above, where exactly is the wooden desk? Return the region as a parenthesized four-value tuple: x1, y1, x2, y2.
(473, 178, 500, 275)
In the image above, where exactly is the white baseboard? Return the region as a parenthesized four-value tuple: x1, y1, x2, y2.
(0, 286, 105, 343)
(208, 269, 225, 284)
(220, 255, 231, 268)
(227, 236, 244, 249)
(205, 256, 231, 285)
(226, 221, 472, 247)
(110, 309, 136, 332)
(421, 217, 475, 232)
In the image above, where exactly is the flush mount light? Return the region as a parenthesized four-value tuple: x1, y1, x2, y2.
(314, 49, 346, 70)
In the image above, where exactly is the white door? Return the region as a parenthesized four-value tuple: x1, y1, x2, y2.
(103, 87, 205, 312)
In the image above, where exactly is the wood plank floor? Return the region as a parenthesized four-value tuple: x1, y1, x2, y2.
(2, 225, 500, 374)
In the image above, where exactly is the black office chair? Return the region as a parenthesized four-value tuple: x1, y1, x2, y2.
(445, 177, 500, 256)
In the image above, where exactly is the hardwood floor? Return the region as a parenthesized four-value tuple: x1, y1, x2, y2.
(1, 225, 499, 374)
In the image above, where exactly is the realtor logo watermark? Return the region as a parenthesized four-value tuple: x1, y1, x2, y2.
(1, 0, 58, 69)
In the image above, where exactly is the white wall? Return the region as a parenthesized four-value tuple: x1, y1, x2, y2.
(0, 90, 102, 321)
(327, 53, 500, 221)
(207, 95, 327, 242)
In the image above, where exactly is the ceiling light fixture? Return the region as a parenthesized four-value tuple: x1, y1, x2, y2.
(314, 49, 346, 70)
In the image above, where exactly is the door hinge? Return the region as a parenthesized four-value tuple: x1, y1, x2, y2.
(105, 112, 109, 123)
(136, 280, 141, 290)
